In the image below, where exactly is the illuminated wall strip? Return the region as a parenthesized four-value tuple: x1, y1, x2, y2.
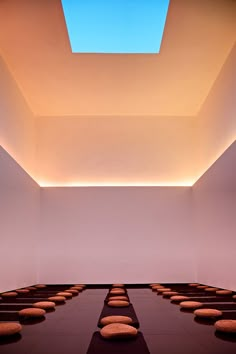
(38, 182, 193, 188)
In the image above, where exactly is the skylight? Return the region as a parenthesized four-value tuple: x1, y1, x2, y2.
(61, 0, 170, 54)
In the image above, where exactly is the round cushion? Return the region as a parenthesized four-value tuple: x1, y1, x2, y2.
(33, 301, 55, 310)
(188, 283, 199, 287)
(108, 296, 129, 302)
(1, 292, 18, 297)
(65, 289, 79, 295)
(170, 295, 190, 302)
(70, 287, 83, 291)
(112, 284, 125, 288)
(100, 316, 133, 326)
(152, 285, 164, 290)
(215, 320, 236, 333)
(109, 290, 126, 296)
(162, 291, 179, 297)
(48, 296, 66, 303)
(216, 290, 232, 295)
(100, 323, 137, 339)
(197, 285, 208, 289)
(16, 289, 30, 294)
(179, 301, 203, 309)
(74, 284, 86, 288)
(111, 287, 125, 292)
(0, 323, 22, 337)
(35, 284, 47, 288)
(233, 295, 236, 300)
(18, 308, 46, 318)
(26, 286, 37, 291)
(150, 283, 161, 287)
(204, 287, 219, 292)
(107, 300, 130, 307)
(157, 288, 172, 293)
(56, 292, 73, 298)
(194, 308, 222, 318)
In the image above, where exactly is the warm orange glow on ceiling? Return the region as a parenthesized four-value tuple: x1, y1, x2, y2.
(26, 138, 236, 187)
(0, 0, 235, 189)
(1, 138, 235, 188)
(0, 0, 235, 116)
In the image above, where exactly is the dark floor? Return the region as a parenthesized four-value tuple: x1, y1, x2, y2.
(0, 285, 236, 353)
(128, 286, 236, 354)
(0, 288, 107, 354)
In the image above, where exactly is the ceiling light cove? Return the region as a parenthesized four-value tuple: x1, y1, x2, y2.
(61, 0, 170, 54)
(38, 181, 193, 188)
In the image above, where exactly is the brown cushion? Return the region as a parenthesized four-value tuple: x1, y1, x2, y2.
(56, 292, 73, 298)
(194, 308, 222, 318)
(162, 291, 179, 298)
(35, 284, 47, 288)
(74, 284, 86, 288)
(0, 323, 22, 336)
(109, 290, 126, 295)
(233, 295, 236, 300)
(48, 296, 66, 303)
(33, 301, 55, 309)
(216, 290, 232, 295)
(100, 323, 138, 339)
(204, 287, 219, 292)
(112, 284, 125, 288)
(152, 285, 164, 291)
(18, 308, 46, 318)
(197, 285, 208, 289)
(157, 288, 172, 293)
(150, 283, 161, 287)
(1, 292, 18, 297)
(170, 295, 190, 302)
(100, 316, 133, 326)
(16, 289, 30, 294)
(215, 320, 236, 333)
(107, 300, 130, 307)
(108, 296, 129, 302)
(188, 283, 199, 287)
(65, 289, 79, 295)
(70, 287, 83, 291)
(179, 301, 203, 309)
(26, 286, 37, 291)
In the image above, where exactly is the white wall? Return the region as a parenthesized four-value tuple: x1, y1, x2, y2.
(193, 141, 236, 290)
(0, 146, 40, 292)
(2, 139, 234, 289)
(195, 43, 236, 179)
(0, 55, 36, 179)
(192, 42, 236, 291)
(39, 186, 194, 284)
(0, 54, 39, 292)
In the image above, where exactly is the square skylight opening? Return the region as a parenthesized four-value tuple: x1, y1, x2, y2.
(61, 0, 170, 54)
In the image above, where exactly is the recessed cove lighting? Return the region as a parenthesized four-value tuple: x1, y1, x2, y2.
(61, 0, 170, 54)
(38, 181, 193, 188)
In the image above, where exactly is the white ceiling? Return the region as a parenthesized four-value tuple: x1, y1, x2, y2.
(0, 0, 235, 117)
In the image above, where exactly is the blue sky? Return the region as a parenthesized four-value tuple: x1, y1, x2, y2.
(61, 0, 170, 53)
